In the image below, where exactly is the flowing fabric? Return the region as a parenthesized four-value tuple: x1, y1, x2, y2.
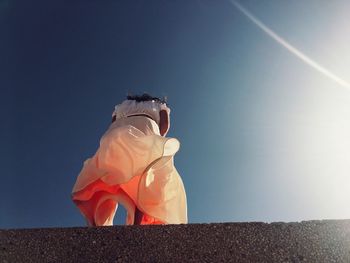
(71, 115, 187, 226)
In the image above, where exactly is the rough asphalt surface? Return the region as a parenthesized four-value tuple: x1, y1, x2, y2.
(1, 220, 350, 262)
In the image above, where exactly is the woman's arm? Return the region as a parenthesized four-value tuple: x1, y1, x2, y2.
(159, 110, 169, 136)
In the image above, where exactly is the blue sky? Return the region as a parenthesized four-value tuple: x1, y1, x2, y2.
(2, 0, 350, 229)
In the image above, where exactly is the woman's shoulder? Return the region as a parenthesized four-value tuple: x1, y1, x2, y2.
(113, 100, 162, 124)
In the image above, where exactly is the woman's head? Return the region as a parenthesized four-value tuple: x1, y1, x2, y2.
(126, 93, 167, 104)
(112, 93, 171, 136)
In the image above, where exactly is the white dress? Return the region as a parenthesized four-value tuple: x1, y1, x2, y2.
(71, 100, 187, 226)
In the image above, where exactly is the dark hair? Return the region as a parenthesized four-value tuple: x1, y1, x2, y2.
(126, 93, 167, 104)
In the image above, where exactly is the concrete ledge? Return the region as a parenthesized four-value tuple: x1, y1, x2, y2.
(1, 220, 350, 262)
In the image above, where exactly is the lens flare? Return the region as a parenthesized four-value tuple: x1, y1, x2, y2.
(230, 0, 350, 89)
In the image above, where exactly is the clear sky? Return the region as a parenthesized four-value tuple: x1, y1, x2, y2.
(2, 0, 350, 229)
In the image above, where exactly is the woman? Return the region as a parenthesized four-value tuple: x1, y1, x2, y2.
(71, 94, 187, 226)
